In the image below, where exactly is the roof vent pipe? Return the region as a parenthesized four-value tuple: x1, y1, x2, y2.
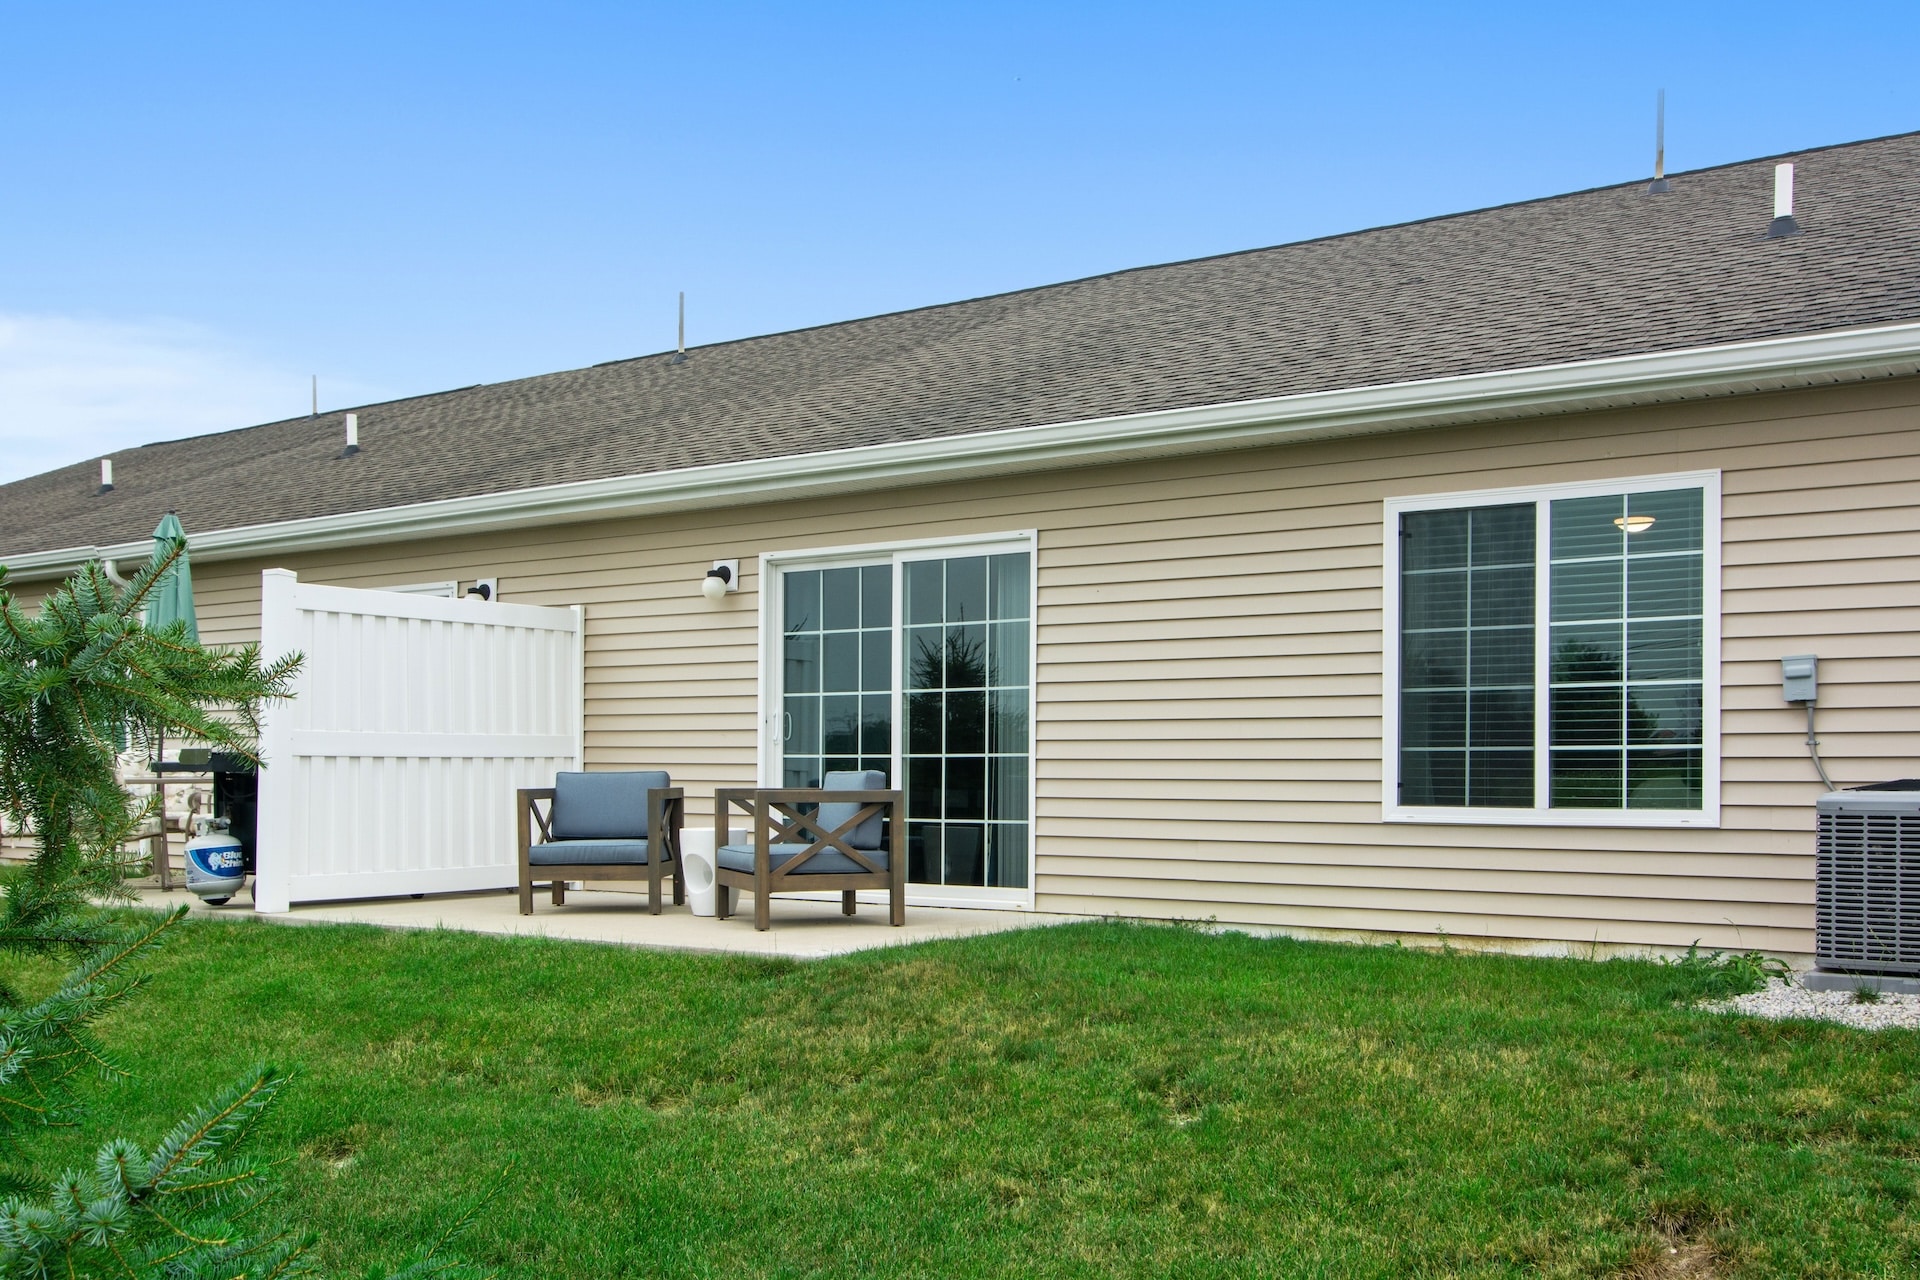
(340, 413, 361, 458)
(670, 291, 688, 365)
(97, 458, 114, 494)
(1768, 163, 1801, 238)
(1648, 89, 1670, 194)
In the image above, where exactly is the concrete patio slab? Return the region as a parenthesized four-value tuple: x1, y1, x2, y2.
(135, 886, 1079, 958)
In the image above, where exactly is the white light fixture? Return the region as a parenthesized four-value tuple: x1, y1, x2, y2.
(1614, 514, 1656, 534)
(701, 559, 739, 600)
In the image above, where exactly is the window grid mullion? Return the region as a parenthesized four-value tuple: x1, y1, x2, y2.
(1533, 498, 1552, 812)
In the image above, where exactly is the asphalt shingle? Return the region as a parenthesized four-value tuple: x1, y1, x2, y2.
(2, 132, 1917, 556)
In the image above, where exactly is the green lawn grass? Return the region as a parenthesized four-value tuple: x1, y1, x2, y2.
(17, 916, 1920, 1278)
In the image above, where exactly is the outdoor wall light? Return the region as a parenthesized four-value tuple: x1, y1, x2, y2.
(702, 560, 739, 600)
(1614, 514, 1656, 534)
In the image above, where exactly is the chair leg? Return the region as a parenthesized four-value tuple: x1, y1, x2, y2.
(519, 871, 533, 916)
(648, 863, 662, 915)
(716, 884, 731, 919)
(755, 887, 770, 932)
(842, 890, 856, 917)
(890, 872, 905, 927)
(552, 878, 566, 906)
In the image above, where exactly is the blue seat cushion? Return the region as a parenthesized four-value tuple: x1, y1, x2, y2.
(550, 770, 669, 840)
(817, 769, 888, 850)
(528, 838, 655, 866)
(718, 843, 890, 876)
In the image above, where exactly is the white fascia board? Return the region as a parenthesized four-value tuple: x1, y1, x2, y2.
(8, 319, 1920, 579)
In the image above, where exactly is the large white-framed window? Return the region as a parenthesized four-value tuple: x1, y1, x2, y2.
(1383, 471, 1720, 828)
(759, 530, 1038, 908)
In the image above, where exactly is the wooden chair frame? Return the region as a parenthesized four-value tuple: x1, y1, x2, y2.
(712, 787, 905, 931)
(516, 785, 685, 916)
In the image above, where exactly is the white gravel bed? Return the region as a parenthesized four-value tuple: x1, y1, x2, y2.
(1703, 977, 1920, 1031)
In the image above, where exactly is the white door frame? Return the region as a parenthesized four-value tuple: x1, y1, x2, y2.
(758, 530, 1038, 910)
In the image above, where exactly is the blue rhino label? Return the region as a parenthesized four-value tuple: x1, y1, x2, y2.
(191, 841, 243, 876)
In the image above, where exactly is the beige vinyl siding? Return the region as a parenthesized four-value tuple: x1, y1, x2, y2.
(22, 375, 1920, 952)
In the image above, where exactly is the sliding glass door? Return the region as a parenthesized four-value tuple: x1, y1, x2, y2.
(772, 539, 1034, 899)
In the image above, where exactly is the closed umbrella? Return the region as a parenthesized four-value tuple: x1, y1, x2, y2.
(146, 512, 198, 642)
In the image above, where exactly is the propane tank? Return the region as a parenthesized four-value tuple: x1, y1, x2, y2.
(183, 815, 246, 906)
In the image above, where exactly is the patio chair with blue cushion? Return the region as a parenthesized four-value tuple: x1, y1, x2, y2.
(713, 770, 904, 931)
(516, 770, 684, 916)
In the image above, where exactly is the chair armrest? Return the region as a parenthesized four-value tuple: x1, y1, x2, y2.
(518, 787, 557, 848)
(749, 788, 899, 804)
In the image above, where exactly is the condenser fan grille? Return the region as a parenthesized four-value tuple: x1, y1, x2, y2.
(1816, 796, 1920, 975)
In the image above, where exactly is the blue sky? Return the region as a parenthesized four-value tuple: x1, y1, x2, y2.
(1, 1, 1915, 483)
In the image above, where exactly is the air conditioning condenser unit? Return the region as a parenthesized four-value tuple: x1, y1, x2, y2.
(1816, 782, 1920, 975)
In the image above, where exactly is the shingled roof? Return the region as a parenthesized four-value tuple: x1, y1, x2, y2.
(4, 131, 1919, 558)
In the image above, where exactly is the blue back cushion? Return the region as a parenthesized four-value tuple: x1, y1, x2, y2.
(551, 770, 669, 840)
(817, 769, 888, 850)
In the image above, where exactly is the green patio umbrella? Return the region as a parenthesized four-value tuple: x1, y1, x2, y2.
(145, 512, 198, 642)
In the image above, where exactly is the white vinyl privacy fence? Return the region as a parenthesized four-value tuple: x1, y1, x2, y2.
(254, 570, 583, 911)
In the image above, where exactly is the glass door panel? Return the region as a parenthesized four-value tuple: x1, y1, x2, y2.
(782, 564, 892, 788)
(903, 552, 1030, 889)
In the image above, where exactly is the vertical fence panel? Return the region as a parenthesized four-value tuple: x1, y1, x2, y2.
(253, 571, 583, 910)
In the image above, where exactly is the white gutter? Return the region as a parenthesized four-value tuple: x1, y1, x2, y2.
(7, 319, 1920, 579)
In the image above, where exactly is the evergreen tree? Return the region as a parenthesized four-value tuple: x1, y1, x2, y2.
(0, 551, 484, 1278)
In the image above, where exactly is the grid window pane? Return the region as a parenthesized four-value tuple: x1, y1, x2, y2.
(989, 554, 1030, 621)
(784, 633, 820, 693)
(823, 631, 859, 692)
(988, 824, 1029, 889)
(1404, 571, 1467, 629)
(902, 551, 1034, 888)
(946, 557, 988, 623)
(1546, 488, 1704, 812)
(1400, 750, 1465, 806)
(1550, 495, 1623, 560)
(908, 823, 940, 882)
(1398, 504, 1533, 808)
(1551, 751, 1623, 807)
(1404, 630, 1466, 688)
(1628, 685, 1702, 745)
(1469, 628, 1533, 685)
(946, 624, 987, 688)
(1551, 624, 1622, 684)
(1550, 560, 1622, 622)
(1468, 751, 1533, 808)
(990, 756, 1029, 823)
(906, 561, 942, 625)
(944, 824, 986, 886)
(822, 694, 859, 754)
(907, 628, 944, 688)
(946, 691, 986, 754)
(1627, 620, 1701, 682)
(783, 562, 892, 822)
(1628, 556, 1701, 618)
(1625, 489, 1703, 556)
(1628, 749, 1703, 809)
(861, 564, 892, 627)
(990, 689, 1028, 754)
(989, 620, 1029, 687)
(1402, 486, 1707, 814)
(1403, 509, 1469, 570)
(908, 758, 943, 819)
(785, 570, 822, 632)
